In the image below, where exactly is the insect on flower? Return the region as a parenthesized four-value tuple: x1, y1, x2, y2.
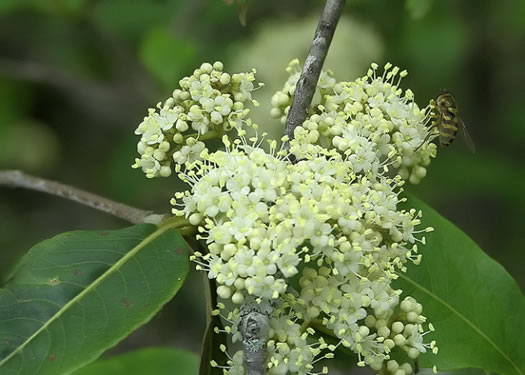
(419, 89, 476, 152)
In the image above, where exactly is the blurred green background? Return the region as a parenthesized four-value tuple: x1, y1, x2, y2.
(1, 0, 524, 367)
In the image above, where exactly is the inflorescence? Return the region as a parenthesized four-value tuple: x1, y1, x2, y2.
(133, 61, 262, 178)
(133, 61, 439, 375)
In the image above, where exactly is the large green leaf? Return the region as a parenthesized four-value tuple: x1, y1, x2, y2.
(0, 224, 190, 375)
(395, 195, 525, 375)
(72, 347, 198, 375)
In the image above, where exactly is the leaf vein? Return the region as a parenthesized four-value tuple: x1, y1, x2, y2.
(0, 224, 176, 368)
(397, 273, 523, 375)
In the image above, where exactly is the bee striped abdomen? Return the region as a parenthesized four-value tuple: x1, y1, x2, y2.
(439, 112, 458, 147)
(438, 109, 459, 147)
(419, 90, 475, 152)
(434, 92, 459, 147)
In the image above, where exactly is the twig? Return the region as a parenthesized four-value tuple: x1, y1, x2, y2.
(240, 298, 272, 375)
(285, 0, 345, 143)
(0, 170, 166, 225)
(239, 1, 345, 373)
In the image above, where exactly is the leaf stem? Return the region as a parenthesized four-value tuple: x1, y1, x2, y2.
(0, 170, 166, 225)
(397, 272, 524, 375)
(159, 215, 197, 237)
(240, 300, 271, 375)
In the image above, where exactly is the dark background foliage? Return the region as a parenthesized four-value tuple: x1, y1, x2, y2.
(1, 0, 523, 363)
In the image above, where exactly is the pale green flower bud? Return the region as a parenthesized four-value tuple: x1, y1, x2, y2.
(387, 360, 399, 373)
(394, 334, 406, 346)
(159, 165, 172, 177)
(220, 73, 231, 85)
(392, 321, 404, 333)
(408, 347, 420, 359)
(176, 119, 189, 132)
(200, 62, 213, 74)
(173, 133, 184, 144)
(270, 107, 282, 119)
(213, 61, 224, 71)
(378, 326, 390, 338)
(217, 285, 232, 299)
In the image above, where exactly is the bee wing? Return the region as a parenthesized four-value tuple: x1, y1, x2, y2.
(459, 118, 476, 153)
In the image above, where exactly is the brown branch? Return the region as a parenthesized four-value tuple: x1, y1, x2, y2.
(240, 298, 272, 375)
(285, 0, 345, 142)
(238, 1, 346, 374)
(0, 170, 166, 225)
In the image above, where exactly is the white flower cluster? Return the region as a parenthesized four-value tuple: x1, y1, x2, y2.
(132, 62, 261, 178)
(272, 60, 437, 184)
(177, 137, 427, 302)
(135, 60, 438, 375)
(171, 137, 435, 373)
(212, 282, 436, 375)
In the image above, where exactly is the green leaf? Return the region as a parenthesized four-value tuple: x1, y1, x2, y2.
(405, 0, 434, 19)
(139, 27, 197, 88)
(71, 347, 198, 375)
(0, 224, 190, 375)
(394, 195, 525, 375)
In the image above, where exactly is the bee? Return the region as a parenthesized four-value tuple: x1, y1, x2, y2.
(420, 90, 476, 152)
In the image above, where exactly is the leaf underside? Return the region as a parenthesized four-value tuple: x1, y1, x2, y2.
(0, 224, 189, 375)
(395, 195, 525, 375)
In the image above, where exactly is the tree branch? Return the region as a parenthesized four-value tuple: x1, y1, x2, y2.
(0, 170, 166, 225)
(240, 298, 272, 375)
(238, 2, 345, 373)
(285, 0, 345, 142)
